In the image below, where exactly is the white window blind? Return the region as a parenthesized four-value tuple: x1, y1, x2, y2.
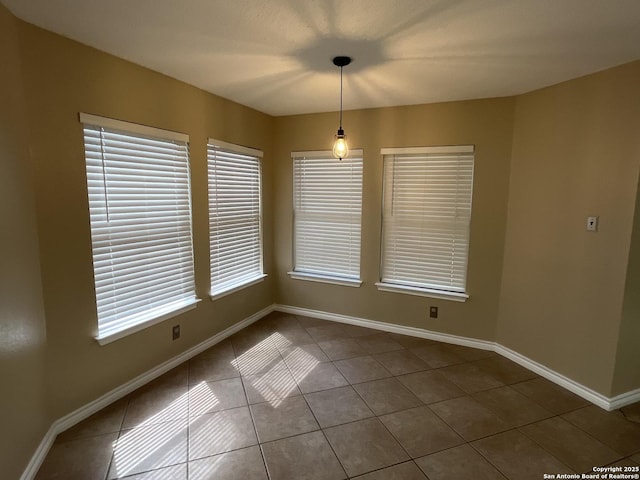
(292, 150, 363, 283)
(379, 146, 474, 298)
(208, 139, 264, 297)
(81, 113, 197, 343)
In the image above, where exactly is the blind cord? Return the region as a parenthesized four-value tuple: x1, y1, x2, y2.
(98, 127, 111, 223)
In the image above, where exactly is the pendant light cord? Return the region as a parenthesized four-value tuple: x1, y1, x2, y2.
(339, 66, 343, 129)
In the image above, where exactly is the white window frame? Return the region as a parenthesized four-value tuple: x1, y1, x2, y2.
(376, 145, 474, 302)
(289, 149, 364, 287)
(80, 113, 198, 345)
(208, 138, 265, 299)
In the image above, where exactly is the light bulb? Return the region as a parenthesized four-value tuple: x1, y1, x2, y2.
(333, 129, 349, 160)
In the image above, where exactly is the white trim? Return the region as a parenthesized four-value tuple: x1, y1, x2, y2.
(79, 112, 189, 143)
(288, 271, 363, 287)
(609, 387, 640, 411)
(95, 299, 201, 346)
(375, 282, 469, 302)
(380, 145, 474, 155)
(21, 304, 274, 480)
(273, 304, 634, 412)
(291, 148, 364, 159)
(19, 428, 58, 480)
(494, 344, 612, 411)
(207, 138, 263, 158)
(275, 304, 493, 350)
(210, 274, 268, 301)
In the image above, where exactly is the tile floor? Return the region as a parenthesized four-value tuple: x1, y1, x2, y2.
(35, 312, 640, 480)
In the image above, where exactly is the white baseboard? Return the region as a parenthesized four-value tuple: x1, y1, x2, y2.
(275, 304, 637, 412)
(493, 344, 612, 410)
(20, 304, 274, 480)
(19, 428, 58, 480)
(609, 387, 640, 411)
(276, 304, 496, 351)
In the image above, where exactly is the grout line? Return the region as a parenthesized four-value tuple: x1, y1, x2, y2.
(257, 442, 273, 480)
(465, 441, 510, 480)
(185, 367, 191, 478)
(103, 394, 133, 480)
(235, 317, 283, 480)
(316, 426, 349, 478)
(515, 414, 602, 474)
(270, 313, 347, 476)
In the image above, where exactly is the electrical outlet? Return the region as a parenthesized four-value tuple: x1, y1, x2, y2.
(172, 324, 180, 340)
(429, 306, 438, 319)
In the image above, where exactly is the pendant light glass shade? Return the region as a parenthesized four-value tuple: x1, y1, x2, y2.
(332, 56, 351, 160)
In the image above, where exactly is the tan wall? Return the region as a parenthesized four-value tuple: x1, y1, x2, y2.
(613, 171, 640, 395)
(274, 99, 515, 341)
(0, 5, 49, 478)
(497, 61, 640, 395)
(17, 21, 275, 421)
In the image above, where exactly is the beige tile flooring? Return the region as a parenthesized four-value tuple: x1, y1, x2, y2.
(35, 312, 640, 479)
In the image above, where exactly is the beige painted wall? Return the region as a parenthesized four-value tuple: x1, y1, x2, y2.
(497, 61, 640, 395)
(0, 4, 49, 478)
(614, 170, 640, 395)
(273, 99, 515, 341)
(16, 21, 275, 421)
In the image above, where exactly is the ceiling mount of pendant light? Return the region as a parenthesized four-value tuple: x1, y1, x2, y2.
(332, 56, 351, 160)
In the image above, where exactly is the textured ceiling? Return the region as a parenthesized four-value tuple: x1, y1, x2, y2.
(3, 0, 640, 116)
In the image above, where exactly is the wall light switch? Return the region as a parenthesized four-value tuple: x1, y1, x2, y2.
(586, 216, 598, 232)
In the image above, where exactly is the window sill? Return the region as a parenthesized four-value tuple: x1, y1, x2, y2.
(375, 282, 469, 302)
(210, 274, 267, 301)
(95, 298, 201, 346)
(288, 271, 363, 287)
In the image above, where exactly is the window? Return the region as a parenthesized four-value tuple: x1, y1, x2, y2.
(377, 145, 474, 301)
(290, 150, 364, 286)
(81, 113, 198, 344)
(208, 139, 264, 298)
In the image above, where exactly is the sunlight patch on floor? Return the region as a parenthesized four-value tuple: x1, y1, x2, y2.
(234, 333, 321, 407)
(231, 332, 291, 375)
(284, 346, 321, 384)
(249, 345, 320, 407)
(111, 331, 326, 477)
(111, 382, 237, 478)
(188, 381, 221, 417)
(111, 418, 187, 477)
